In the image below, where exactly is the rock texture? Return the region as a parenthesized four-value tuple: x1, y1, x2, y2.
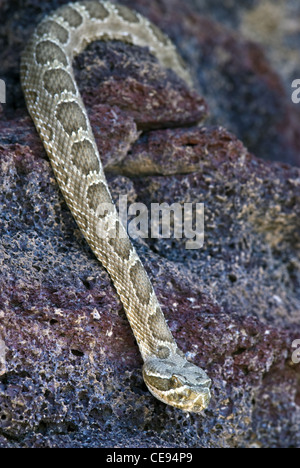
(0, 0, 299, 448)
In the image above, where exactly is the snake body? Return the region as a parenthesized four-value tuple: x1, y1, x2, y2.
(21, 0, 211, 412)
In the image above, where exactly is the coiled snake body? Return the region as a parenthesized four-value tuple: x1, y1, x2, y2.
(21, 0, 211, 412)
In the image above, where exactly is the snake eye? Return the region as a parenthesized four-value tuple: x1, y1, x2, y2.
(170, 375, 182, 389)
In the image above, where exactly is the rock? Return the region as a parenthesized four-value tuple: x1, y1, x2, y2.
(0, 0, 299, 449)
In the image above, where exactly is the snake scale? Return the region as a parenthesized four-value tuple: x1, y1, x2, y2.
(21, 0, 211, 412)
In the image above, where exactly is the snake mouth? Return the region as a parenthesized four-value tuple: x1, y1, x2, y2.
(188, 386, 211, 413)
(145, 382, 211, 413)
(168, 384, 211, 413)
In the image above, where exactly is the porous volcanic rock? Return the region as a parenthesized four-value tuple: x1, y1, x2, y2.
(0, 0, 299, 448)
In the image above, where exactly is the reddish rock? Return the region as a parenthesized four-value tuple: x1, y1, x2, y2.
(0, 0, 299, 449)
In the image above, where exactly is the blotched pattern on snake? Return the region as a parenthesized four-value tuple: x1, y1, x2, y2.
(21, 0, 211, 412)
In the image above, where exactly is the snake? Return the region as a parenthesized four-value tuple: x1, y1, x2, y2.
(20, 0, 211, 413)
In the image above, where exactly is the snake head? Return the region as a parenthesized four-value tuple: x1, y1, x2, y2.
(142, 356, 211, 413)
